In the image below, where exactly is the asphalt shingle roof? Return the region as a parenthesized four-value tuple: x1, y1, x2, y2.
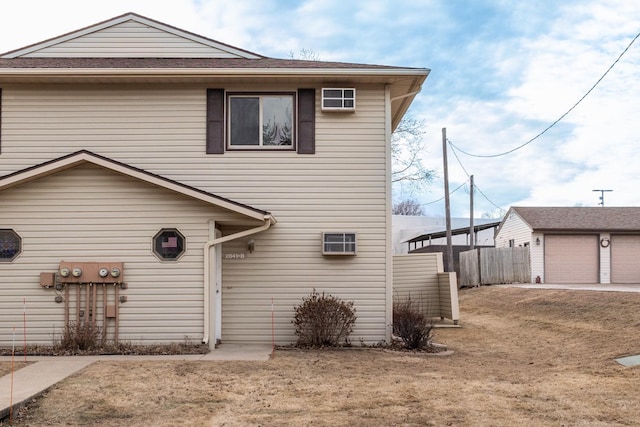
(0, 57, 420, 70)
(512, 206, 640, 231)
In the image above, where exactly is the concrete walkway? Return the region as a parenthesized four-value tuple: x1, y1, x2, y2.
(0, 344, 272, 421)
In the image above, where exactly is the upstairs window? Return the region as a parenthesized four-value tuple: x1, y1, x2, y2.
(228, 93, 294, 149)
(208, 89, 314, 154)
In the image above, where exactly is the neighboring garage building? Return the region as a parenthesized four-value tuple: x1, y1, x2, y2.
(495, 207, 640, 284)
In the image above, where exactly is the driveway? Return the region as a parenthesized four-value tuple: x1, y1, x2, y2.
(497, 283, 640, 292)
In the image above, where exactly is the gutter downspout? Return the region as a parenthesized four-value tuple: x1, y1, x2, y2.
(202, 217, 274, 346)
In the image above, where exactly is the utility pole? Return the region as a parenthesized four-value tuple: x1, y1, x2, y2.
(592, 189, 613, 206)
(469, 174, 474, 250)
(442, 128, 454, 273)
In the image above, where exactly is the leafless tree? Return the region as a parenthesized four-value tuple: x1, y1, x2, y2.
(289, 48, 322, 61)
(391, 115, 435, 191)
(392, 199, 425, 216)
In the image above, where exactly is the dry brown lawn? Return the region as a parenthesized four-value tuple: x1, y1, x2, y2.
(0, 361, 30, 378)
(3, 286, 640, 426)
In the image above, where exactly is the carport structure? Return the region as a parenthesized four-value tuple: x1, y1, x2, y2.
(494, 207, 640, 284)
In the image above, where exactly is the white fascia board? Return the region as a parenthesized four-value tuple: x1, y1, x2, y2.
(1, 16, 132, 58)
(130, 16, 262, 59)
(0, 152, 270, 222)
(0, 68, 429, 81)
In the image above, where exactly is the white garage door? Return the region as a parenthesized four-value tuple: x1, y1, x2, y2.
(545, 235, 599, 283)
(611, 235, 640, 283)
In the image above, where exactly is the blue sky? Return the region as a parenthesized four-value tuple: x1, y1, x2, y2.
(1, 0, 639, 217)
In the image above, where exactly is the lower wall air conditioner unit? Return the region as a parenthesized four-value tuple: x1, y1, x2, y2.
(322, 232, 357, 255)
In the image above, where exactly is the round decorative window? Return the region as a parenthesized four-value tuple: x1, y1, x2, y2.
(0, 229, 22, 262)
(153, 228, 186, 261)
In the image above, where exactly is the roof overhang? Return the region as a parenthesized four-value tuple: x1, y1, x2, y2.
(0, 67, 428, 131)
(406, 221, 502, 243)
(0, 150, 276, 226)
(0, 12, 428, 132)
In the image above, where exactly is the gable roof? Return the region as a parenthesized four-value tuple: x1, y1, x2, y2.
(1, 12, 263, 59)
(507, 206, 640, 232)
(0, 13, 428, 131)
(0, 150, 275, 224)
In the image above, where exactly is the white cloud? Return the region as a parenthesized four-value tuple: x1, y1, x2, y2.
(416, 0, 640, 215)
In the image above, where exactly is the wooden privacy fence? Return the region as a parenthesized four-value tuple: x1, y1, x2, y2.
(460, 247, 530, 287)
(393, 253, 459, 324)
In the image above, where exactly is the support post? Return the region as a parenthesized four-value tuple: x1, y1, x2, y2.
(470, 174, 475, 250)
(442, 128, 454, 273)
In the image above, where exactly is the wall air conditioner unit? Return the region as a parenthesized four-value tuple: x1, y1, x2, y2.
(321, 88, 356, 112)
(322, 232, 357, 255)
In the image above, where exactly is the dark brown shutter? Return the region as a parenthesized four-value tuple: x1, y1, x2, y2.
(206, 89, 225, 154)
(297, 88, 315, 154)
(0, 88, 2, 154)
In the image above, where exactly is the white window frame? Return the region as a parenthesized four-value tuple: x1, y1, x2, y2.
(322, 232, 357, 255)
(227, 93, 295, 149)
(321, 88, 356, 111)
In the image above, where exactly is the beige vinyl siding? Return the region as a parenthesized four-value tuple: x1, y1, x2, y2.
(392, 253, 459, 322)
(22, 20, 243, 58)
(0, 84, 390, 345)
(222, 232, 386, 344)
(437, 272, 459, 321)
(393, 253, 441, 315)
(218, 87, 387, 343)
(0, 164, 250, 346)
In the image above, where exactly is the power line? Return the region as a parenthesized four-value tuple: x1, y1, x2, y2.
(474, 183, 505, 213)
(420, 178, 504, 212)
(448, 138, 471, 177)
(420, 181, 467, 206)
(448, 138, 506, 212)
(449, 29, 640, 158)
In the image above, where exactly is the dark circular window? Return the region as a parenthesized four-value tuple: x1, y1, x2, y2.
(153, 228, 185, 261)
(0, 229, 22, 262)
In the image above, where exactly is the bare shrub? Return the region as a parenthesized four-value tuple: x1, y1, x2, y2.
(293, 289, 357, 347)
(54, 322, 102, 353)
(393, 296, 433, 350)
